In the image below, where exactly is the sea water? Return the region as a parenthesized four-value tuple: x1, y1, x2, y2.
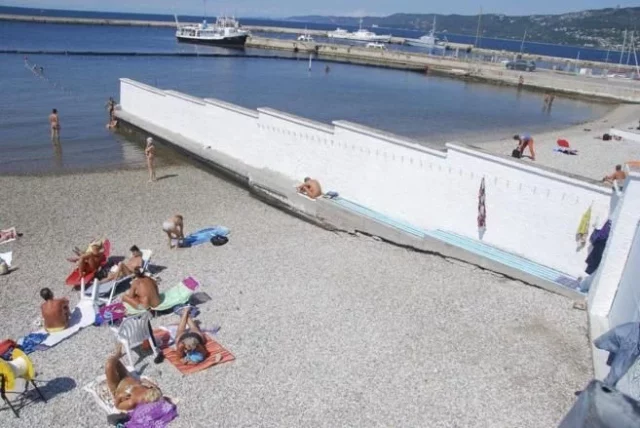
(0, 21, 612, 174)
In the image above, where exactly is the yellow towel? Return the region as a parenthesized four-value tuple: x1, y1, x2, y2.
(576, 206, 592, 242)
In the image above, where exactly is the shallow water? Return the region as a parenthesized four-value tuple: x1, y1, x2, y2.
(0, 21, 612, 174)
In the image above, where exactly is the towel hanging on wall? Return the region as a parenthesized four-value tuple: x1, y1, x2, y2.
(477, 177, 486, 230)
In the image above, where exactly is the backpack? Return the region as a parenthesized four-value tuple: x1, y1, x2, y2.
(603, 133, 612, 141)
(210, 235, 229, 246)
(511, 148, 522, 159)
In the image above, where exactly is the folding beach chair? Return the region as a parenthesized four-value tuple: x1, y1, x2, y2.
(110, 312, 158, 370)
(84, 249, 153, 306)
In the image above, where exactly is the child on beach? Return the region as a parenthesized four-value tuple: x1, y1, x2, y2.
(145, 137, 156, 182)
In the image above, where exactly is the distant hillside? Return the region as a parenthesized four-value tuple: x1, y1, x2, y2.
(288, 7, 640, 47)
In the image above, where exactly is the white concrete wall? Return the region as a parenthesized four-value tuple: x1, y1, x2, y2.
(587, 172, 640, 381)
(119, 78, 613, 278)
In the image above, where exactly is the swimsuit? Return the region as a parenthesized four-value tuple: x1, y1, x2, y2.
(45, 325, 66, 333)
(162, 221, 174, 232)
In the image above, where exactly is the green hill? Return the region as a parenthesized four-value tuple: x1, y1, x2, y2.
(288, 7, 640, 47)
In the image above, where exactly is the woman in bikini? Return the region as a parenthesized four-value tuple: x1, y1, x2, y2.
(105, 344, 163, 411)
(145, 137, 156, 182)
(162, 214, 184, 249)
(175, 309, 210, 365)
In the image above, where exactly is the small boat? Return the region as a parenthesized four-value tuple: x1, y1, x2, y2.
(174, 15, 249, 47)
(404, 16, 445, 51)
(297, 29, 314, 42)
(365, 42, 386, 50)
(327, 19, 391, 43)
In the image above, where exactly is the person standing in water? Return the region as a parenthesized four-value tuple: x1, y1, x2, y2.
(145, 137, 156, 182)
(49, 108, 60, 140)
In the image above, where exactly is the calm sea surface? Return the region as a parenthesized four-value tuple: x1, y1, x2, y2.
(0, 21, 612, 174)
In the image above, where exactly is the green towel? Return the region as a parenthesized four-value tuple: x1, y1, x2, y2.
(125, 283, 193, 316)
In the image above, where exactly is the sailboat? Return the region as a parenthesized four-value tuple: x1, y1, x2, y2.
(404, 16, 445, 50)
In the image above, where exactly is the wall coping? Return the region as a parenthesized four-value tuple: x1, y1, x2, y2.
(258, 107, 335, 134)
(204, 98, 259, 118)
(446, 143, 613, 195)
(164, 90, 207, 106)
(120, 78, 166, 97)
(333, 120, 447, 158)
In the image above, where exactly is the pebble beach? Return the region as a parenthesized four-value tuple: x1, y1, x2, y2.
(1, 161, 592, 427)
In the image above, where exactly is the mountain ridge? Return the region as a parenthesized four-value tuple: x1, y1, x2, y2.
(287, 7, 640, 47)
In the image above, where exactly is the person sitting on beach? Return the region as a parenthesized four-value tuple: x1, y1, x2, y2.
(162, 214, 184, 249)
(603, 164, 627, 189)
(101, 245, 143, 283)
(76, 240, 105, 278)
(121, 268, 161, 310)
(106, 343, 163, 411)
(40, 287, 71, 333)
(175, 308, 212, 365)
(513, 134, 536, 161)
(296, 177, 322, 199)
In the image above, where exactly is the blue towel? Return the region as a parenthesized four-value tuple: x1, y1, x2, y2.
(18, 332, 49, 354)
(181, 226, 230, 248)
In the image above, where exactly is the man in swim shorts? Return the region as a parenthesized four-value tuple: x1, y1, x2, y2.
(296, 177, 322, 199)
(49, 108, 60, 140)
(40, 287, 71, 332)
(122, 268, 161, 310)
(105, 344, 163, 411)
(603, 164, 627, 189)
(163, 214, 184, 249)
(176, 308, 210, 365)
(101, 245, 143, 283)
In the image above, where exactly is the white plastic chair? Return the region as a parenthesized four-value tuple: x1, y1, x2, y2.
(110, 312, 157, 370)
(85, 250, 153, 306)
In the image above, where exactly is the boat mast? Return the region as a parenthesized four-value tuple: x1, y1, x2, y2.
(474, 7, 482, 48)
(520, 29, 527, 54)
(626, 31, 634, 66)
(619, 29, 627, 67)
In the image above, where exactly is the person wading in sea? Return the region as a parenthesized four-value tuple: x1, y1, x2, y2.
(49, 108, 60, 141)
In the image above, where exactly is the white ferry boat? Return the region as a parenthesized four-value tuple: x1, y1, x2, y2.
(327, 19, 392, 43)
(174, 15, 249, 47)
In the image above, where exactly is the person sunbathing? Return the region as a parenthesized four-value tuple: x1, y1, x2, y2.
(106, 343, 163, 411)
(40, 287, 71, 332)
(296, 177, 322, 199)
(162, 214, 184, 249)
(101, 245, 143, 283)
(121, 268, 161, 310)
(175, 309, 209, 365)
(76, 241, 105, 278)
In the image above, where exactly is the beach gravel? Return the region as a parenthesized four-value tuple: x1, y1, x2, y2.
(0, 163, 591, 427)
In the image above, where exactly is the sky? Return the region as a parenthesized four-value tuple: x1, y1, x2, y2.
(3, 0, 638, 18)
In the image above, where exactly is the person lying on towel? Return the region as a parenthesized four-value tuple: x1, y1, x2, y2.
(176, 309, 208, 365)
(101, 245, 143, 283)
(40, 287, 71, 332)
(106, 344, 163, 411)
(121, 268, 161, 310)
(296, 177, 322, 199)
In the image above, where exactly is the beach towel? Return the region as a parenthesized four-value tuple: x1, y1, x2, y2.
(126, 398, 177, 428)
(178, 227, 229, 248)
(17, 332, 49, 354)
(35, 299, 97, 349)
(477, 177, 486, 229)
(0, 227, 17, 245)
(161, 333, 234, 375)
(576, 206, 592, 248)
(124, 282, 194, 316)
(0, 252, 12, 267)
(83, 372, 156, 415)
